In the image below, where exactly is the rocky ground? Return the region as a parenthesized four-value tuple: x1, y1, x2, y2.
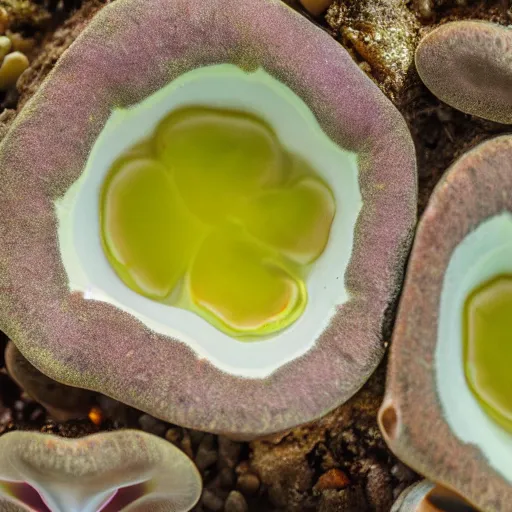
(0, 1, 509, 511)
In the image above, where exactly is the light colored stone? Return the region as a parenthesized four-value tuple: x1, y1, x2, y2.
(0, 51, 28, 90)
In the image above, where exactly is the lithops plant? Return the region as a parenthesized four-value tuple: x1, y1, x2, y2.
(415, 21, 512, 124)
(0, 429, 202, 512)
(0, 0, 416, 436)
(379, 134, 512, 510)
(5, 341, 95, 422)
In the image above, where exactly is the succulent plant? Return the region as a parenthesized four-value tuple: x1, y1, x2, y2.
(0, 0, 416, 436)
(379, 135, 512, 510)
(5, 341, 95, 422)
(415, 21, 512, 124)
(391, 481, 477, 512)
(0, 429, 202, 512)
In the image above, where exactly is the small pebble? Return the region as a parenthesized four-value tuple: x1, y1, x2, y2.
(189, 429, 205, 446)
(196, 434, 218, 471)
(7, 33, 35, 55)
(0, 51, 28, 91)
(181, 431, 194, 459)
(236, 472, 260, 495)
(165, 427, 182, 445)
(218, 436, 242, 469)
(0, 36, 11, 60)
(314, 468, 350, 491)
(138, 414, 167, 436)
(299, 0, 332, 16)
(201, 489, 224, 512)
(414, 0, 433, 19)
(319, 487, 368, 512)
(235, 461, 250, 475)
(219, 467, 236, 488)
(224, 491, 248, 512)
(0, 8, 8, 34)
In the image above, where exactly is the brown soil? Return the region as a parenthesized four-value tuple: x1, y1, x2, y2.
(0, 1, 510, 511)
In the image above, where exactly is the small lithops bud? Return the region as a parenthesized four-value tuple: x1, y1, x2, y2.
(0, 51, 28, 90)
(299, 0, 332, 16)
(392, 481, 477, 511)
(0, 36, 11, 60)
(415, 21, 512, 124)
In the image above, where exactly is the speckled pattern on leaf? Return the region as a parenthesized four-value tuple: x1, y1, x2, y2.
(415, 21, 512, 124)
(0, 0, 416, 436)
(381, 135, 512, 511)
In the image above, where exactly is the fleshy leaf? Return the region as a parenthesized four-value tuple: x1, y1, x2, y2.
(189, 228, 306, 334)
(101, 157, 202, 299)
(242, 176, 335, 264)
(464, 275, 512, 432)
(154, 107, 284, 224)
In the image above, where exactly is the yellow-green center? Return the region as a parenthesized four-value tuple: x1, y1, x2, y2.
(463, 274, 512, 432)
(100, 106, 335, 338)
